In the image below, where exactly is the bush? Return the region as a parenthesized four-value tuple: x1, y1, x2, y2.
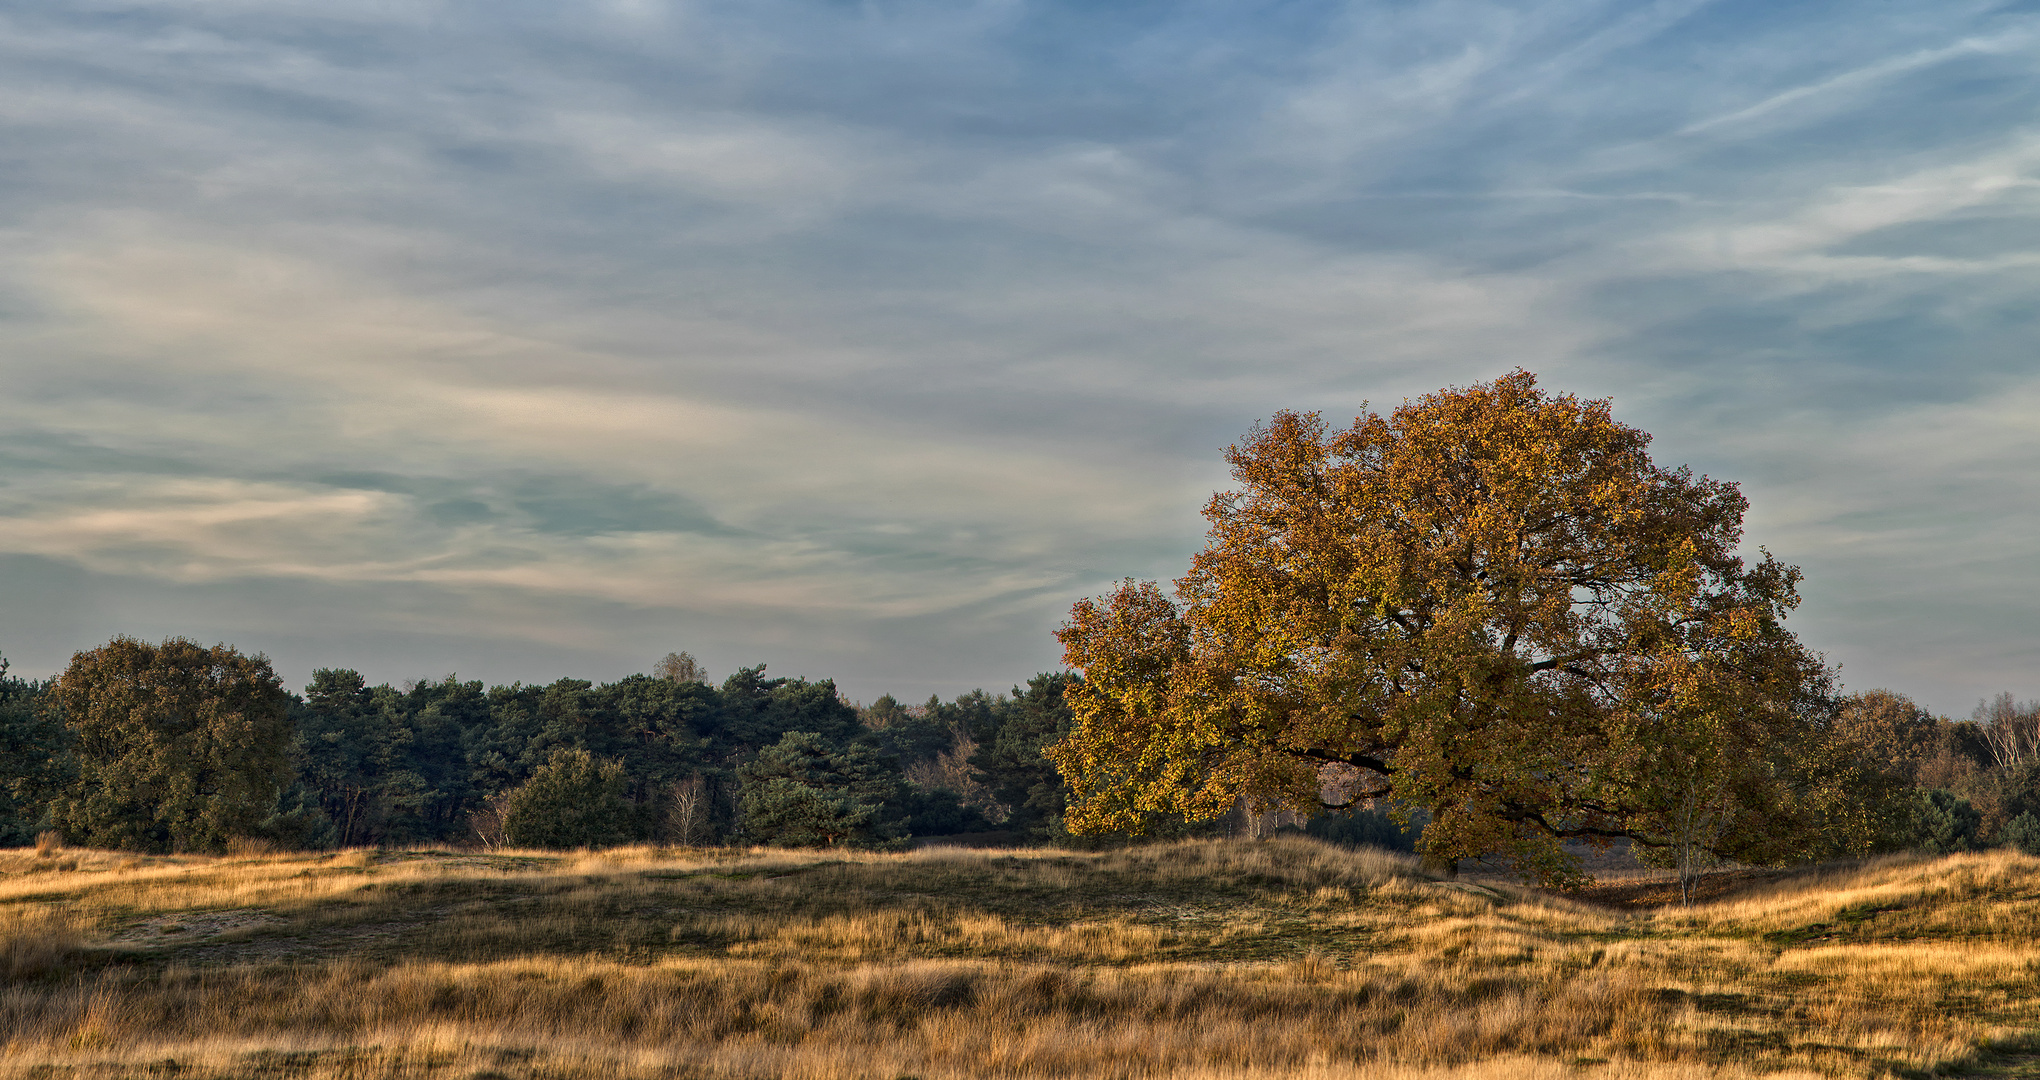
(1908, 788, 1983, 854)
(256, 785, 339, 851)
(503, 748, 636, 849)
(2001, 811, 2040, 856)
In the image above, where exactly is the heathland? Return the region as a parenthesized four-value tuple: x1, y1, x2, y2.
(2, 836, 2037, 1079)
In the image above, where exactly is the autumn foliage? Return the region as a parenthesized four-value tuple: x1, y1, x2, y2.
(1051, 372, 1876, 884)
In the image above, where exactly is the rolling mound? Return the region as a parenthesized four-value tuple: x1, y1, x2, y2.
(1, 839, 2035, 1079)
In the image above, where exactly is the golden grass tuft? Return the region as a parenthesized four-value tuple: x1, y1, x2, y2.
(0, 837, 2032, 1078)
(0, 906, 83, 981)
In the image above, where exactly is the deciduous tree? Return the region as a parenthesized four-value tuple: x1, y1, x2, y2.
(1835, 690, 1940, 783)
(1975, 692, 2040, 770)
(49, 637, 292, 853)
(654, 651, 707, 685)
(1050, 372, 1855, 884)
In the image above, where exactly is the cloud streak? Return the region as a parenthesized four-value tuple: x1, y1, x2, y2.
(0, 0, 2036, 712)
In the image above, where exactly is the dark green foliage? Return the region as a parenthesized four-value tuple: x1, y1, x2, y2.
(22, 635, 2040, 869)
(715, 667, 861, 758)
(1293, 804, 1428, 853)
(899, 785, 995, 836)
(380, 679, 485, 842)
(1907, 789, 1982, 854)
(523, 677, 709, 792)
(288, 663, 869, 850)
(585, 675, 714, 790)
(739, 732, 906, 848)
(2001, 811, 2040, 856)
(257, 783, 339, 850)
(296, 670, 725, 848)
(297, 671, 480, 846)
(1973, 762, 2040, 848)
(465, 676, 714, 829)
(969, 672, 1078, 837)
(458, 682, 547, 808)
(1830, 691, 2040, 857)
(860, 694, 914, 730)
(42, 649, 1081, 852)
(863, 694, 953, 766)
(503, 748, 636, 849)
(0, 656, 64, 845)
(48, 637, 294, 853)
(295, 669, 379, 845)
(921, 689, 1005, 750)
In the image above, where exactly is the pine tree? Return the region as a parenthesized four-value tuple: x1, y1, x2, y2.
(502, 748, 637, 849)
(738, 732, 905, 848)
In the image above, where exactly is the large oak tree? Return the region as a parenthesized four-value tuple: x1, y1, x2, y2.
(1050, 372, 1871, 884)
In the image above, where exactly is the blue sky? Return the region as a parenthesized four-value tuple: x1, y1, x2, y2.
(2, 0, 2037, 714)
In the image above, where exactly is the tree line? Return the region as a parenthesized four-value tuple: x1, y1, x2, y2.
(0, 639, 1076, 853)
(1836, 689, 2040, 856)
(6, 375, 2036, 875)
(0, 634, 2029, 869)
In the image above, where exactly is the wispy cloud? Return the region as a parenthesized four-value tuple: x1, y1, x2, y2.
(0, 0, 2036, 709)
(1677, 26, 2040, 137)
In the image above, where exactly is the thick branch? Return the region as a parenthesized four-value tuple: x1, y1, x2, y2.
(1494, 803, 1671, 848)
(1526, 647, 1608, 673)
(1286, 746, 1395, 775)
(1318, 785, 1393, 811)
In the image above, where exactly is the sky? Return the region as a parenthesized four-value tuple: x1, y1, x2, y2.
(1, 0, 2037, 715)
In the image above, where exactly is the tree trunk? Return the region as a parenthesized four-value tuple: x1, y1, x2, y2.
(1419, 852, 1459, 879)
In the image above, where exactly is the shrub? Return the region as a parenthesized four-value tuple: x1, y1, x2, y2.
(503, 748, 636, 849)
(2001, 811, 2040, 856)
(1908, 788, 1982, 854)
(255, 785, 339, 851)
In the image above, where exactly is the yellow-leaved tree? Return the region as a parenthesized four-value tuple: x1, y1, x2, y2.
(1050, 372, 1884, 886)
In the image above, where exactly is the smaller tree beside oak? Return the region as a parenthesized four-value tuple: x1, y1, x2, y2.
(502, 747, 637, 849)
(1050, 372, 1873, 885)
(48, 636, 293, 853)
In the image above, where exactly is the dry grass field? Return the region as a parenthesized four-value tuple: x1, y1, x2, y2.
(1, 837, 2036, 1079)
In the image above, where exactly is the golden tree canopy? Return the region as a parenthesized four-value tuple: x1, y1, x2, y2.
(1050, 372, 1858, 884)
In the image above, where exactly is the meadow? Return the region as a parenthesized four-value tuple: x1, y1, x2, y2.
(1, 836, 2036, 1079)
